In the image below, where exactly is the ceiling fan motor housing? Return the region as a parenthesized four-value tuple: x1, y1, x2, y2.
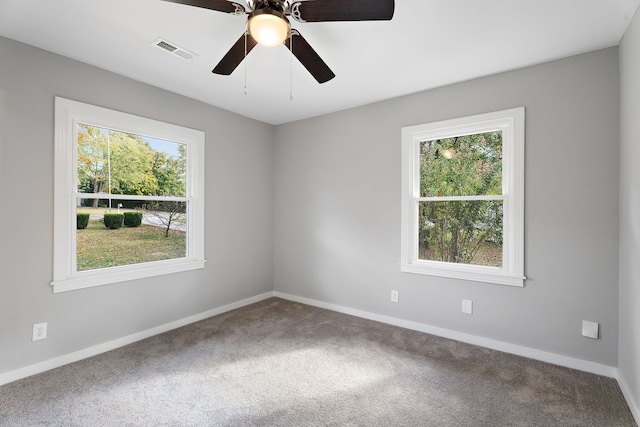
(251, 0, 288, 13)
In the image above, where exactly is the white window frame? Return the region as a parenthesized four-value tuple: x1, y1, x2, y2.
(52, 97, 206, 293)
(400, 107, 525, 286)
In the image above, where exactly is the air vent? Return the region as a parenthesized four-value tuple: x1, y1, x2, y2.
(152, 38, 197, 61)
(156, 40, 177, 52)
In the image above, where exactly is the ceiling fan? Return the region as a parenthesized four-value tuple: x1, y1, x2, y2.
(162, 0, 395, 83)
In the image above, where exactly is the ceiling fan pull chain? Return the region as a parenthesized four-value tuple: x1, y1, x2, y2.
(289, 33, 294, 101)
(244, 31, 248, 95)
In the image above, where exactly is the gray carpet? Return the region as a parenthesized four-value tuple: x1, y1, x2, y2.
(0, 298, 636, 426)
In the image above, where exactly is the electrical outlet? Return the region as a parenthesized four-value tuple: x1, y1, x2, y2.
(32, 322, 47, 341)
(390, 290, 399, 303)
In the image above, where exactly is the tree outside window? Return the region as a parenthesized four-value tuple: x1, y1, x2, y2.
(418, 131, 503, 266)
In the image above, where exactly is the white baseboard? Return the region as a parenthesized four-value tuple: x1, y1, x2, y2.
(615, 370, 640, 425)
(273, 291, 618, 378)
(3, 289, 636, 426)
(0, 292, 275, 387)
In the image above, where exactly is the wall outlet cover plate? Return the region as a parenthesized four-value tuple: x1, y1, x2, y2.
(462, 299, 473, 315)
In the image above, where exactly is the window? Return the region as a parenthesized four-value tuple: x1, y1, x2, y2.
(400, 108, 524, 286)
(52, 97, 205, 293)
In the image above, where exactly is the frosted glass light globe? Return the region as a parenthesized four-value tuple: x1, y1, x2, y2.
(248, 11, 290, 47)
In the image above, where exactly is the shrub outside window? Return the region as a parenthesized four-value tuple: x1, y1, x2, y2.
(52, 97, 205, 293)
(400, 108, 525, 286)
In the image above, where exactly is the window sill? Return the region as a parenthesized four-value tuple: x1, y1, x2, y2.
(400, 262, 524, 287)
(51, 258, 206, 293)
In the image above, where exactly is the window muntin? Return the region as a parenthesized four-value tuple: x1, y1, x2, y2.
(53, 97, 205, 293)
(401, 108, 524, 286)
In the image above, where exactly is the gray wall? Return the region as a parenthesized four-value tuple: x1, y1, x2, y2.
(274, 47, 621, 365)
(0, 36, 275, 374)
(619, 8, 640, 413)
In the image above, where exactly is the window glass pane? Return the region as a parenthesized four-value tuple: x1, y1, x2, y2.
(76, 200, 187, 271)
(418, 200, 503, 267)
(76, 124, 188, 273)
(420, 131, 502, 197)
(77, 124, 186, 197)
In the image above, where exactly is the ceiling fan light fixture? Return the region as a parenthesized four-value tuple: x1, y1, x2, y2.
(248, 9, 290, 47)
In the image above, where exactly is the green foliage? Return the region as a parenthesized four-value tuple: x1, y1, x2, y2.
(419, 132, 503, 265)
(76, 213, 90, 230)
(103, 213, 124, 229)
(77, 124, 186, 203)
(107, 131, 158, 196)
(420, 132, 502, 197)
(77, 125, 109, 208)
(123, 211, 143, 227)
(152, 144, 186, 196)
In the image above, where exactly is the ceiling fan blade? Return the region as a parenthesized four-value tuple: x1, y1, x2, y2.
(161, 0, 245, 14)
(290, 0, 394, 23)
(284, 30, 335, 84)
(212, 33, 258, 75)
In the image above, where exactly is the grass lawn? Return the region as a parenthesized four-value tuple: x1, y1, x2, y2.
(77, 220, 186, 271)
(420, 242, 502, 267)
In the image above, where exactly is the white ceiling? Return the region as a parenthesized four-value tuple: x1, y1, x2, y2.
(0, 0, 638, 125)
